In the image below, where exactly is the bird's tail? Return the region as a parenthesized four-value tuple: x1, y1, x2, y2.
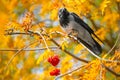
(77, 37, 102, 55)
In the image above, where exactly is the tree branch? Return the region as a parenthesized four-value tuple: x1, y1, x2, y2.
(5, 30, 120, 77)
(55, 65, 86, 80)
(33, 19, 52, 25)
(51, 39, 89, 63)
(0, 46, 58, 52)
(5, 31, 120, 63)
(5, 40, 38, 70)
(5, 32, 30, 35)
(102, 63, 120, 77)
(103, 33, 120, 58)
(28, 30, 89, 63)
(117, 2, 120, 14)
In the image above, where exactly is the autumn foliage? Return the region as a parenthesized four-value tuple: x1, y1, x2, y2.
(0, 0, 120, 80)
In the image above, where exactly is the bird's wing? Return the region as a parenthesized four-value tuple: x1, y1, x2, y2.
(71, 13, 94, 33)
(67, 19, 102, 55)
(71, 12, 103, 43)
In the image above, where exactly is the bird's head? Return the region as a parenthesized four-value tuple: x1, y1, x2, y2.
(58, 8, 69, 19)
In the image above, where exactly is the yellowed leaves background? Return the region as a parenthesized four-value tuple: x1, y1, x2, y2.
(0, 0, 120, 80)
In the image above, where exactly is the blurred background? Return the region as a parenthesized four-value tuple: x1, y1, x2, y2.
(0, 0, 120, 80)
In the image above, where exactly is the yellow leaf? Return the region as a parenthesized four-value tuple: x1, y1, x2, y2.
(50, 9, 58, 20)
(80, 0, 86, 3)
(74, 44, 83, 54)
(36, 50, 54, 64)
(61, 56, 72, 73)
(100, 0, 111, 15)
(61, 41, 68, 50)
(7, 21, 21, 30)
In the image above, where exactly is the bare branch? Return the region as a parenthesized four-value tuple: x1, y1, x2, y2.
(102, 63, 120, 77)
(116, 2, 120, 14)
(0, 46, 58, 52)
(103, 33, 120, 58)
(51, 39, 89, 63)
(5, 40, 38, 70)
(33, 19, 52, 25)
(99, 65, 103, 80)
(5, 32, 30, 35)
(39, 31, 50, 50)
(28, 30, 89, 63)
(55, 65, 86, 80)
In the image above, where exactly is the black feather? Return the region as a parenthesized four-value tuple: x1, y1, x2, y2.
(59, 17, 69, 27)
(58, 8, 70, 28)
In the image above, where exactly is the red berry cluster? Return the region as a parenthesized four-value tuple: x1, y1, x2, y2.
(47, 55, 60, 66)
(47, 55, 60, 76)
(50, 68, 60, 76)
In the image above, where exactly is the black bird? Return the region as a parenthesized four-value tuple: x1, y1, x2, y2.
(58, 8, 102, 55)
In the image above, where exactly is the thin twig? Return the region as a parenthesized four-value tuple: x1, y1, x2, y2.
(28, 30, 89, 63)
(116, 2, 120, 14)
(51, 39, 89, 63)
(102, 63, 120, 77)
(0, 46, 58, 52)
(103, 33, 120, 58)
(28, 30, 50, 50)
(5, 32, 30, 35)
(5, 40, 38, 70)
(49, 31, 66, 36)
(39, 31, 50, 50)
(99, 65, 103, 80)
(101, 59, 120, 63)
(55, 65, 86, 80)
(34, 19, 52, 25)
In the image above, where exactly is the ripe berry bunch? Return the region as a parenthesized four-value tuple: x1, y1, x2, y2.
(47, 55, 60, 66)
(50, 68, 60, 76)
(47, 55, 60, 76)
